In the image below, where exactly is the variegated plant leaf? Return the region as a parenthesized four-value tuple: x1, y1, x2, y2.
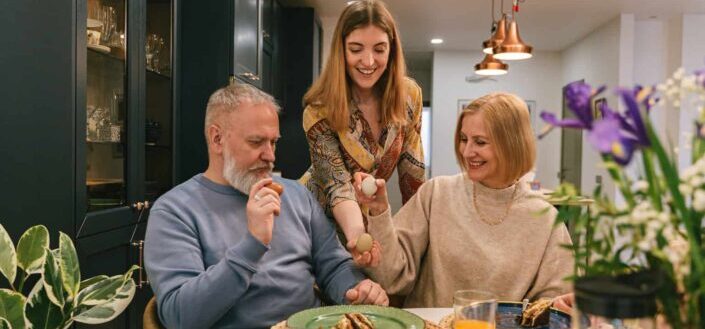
(16, 225, 49, 274)
(0, 317, 10, 329)
(79, 275, 108, 291)
(58, 232, 80, 300)
(72, 279, 136, 325)
(0, 289, 28, 329)
(76, 266, 138, 307)
(26, 280, 65, 329)
(75, 275, 123, 306)
(42, 249, 65, 307)
(0, 225, 17, 285)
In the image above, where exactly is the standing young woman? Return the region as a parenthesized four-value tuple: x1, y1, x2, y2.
(299, 0, 425, 264)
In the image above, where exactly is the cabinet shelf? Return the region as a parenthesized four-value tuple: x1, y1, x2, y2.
(147, 68, 171, 79)
(87, 139, 122, 144)
(88, 46, 126, 62)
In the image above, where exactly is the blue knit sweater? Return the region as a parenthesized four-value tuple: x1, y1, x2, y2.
(145, 174, 365, 329)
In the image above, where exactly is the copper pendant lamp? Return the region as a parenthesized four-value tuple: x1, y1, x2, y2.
(482, 14, 507, 54)
(493, 15, 533, 60)
(474, 54, 508, 76)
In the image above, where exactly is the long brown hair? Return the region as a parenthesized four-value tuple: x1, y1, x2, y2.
(303, 0, 408, 132)
(454, 93, 536, 184)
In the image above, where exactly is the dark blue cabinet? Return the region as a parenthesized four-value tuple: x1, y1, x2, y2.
(0, 0, 178, 327)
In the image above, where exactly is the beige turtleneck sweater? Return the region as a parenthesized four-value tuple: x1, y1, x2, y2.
(365, 174, 574, 307)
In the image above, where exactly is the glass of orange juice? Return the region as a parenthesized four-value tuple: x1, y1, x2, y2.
(453, 290, 497, 329)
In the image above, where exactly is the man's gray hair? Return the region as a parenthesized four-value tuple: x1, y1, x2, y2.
(204, 83, 280, 134)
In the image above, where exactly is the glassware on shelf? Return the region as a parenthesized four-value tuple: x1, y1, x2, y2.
(99, 6, 116, 45)
(145, 34, 165, 72)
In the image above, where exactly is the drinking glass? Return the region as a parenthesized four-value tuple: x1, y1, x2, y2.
(453, 290, 497, 329)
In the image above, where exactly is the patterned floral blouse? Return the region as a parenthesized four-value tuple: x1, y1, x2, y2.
(299, 78, 426, 217)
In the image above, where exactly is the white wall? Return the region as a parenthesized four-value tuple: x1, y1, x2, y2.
(560, 15, 622, 199)
(678, 14, 705, 169)
(430, 50, 563, 187)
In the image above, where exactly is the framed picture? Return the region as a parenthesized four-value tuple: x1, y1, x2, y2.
(592, 97, 606, 120)
(457, 99, 472, 117)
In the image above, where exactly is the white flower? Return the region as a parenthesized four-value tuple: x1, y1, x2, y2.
(633, 180, 649, 192)
(693, 189, 705, 211)
(679, 183, 693, 196)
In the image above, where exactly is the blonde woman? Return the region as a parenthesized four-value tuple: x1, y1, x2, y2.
(356, 92, 574, 306)
(300, 0, 425, 264)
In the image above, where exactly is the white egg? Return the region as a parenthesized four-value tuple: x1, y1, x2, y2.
(361, 176, 377, 197)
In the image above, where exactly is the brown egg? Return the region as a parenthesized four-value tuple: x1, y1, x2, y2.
(356, 233, 373, 253)
(266, 182, 284, 195)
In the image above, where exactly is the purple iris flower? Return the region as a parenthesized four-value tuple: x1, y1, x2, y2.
(695, 68, 705, 88)
(588, 115, 637, 165)
(631, 85, 659, 111)
(539, 81, 606, 133)
(617, 87, 651, 147)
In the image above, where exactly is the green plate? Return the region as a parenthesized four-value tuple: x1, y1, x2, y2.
(287, 305, 425, 329)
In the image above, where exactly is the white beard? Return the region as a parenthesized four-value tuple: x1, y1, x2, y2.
(222, 148, 273, 194)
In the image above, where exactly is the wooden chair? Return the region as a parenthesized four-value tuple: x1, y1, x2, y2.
(143, 296, 166, 329)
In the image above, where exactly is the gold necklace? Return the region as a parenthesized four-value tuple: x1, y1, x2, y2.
(472, 182, 517, 225)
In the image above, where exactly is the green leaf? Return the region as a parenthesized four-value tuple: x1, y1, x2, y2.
(26, 281, 65, 329)
(0, 289, 28, 329)
(0, 318, 10, 329)
(58, 233, 80, 300)
(73, 279, 136, 324)
(0, 225, 17, 285)
(42, 249, 65, 307)
(79, 275, 108, 291)
(16, 225, 49, 274)
(75, 275, 123, 306)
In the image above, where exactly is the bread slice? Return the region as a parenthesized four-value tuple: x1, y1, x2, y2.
(331, 313, 375, 329)
(518, 299, 552, 327)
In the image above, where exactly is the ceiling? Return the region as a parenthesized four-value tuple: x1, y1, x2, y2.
(281, 0, 705, 53)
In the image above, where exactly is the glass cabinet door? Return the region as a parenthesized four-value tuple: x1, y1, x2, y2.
(85, 0, 128, 212)
(145, 0, 174, 201)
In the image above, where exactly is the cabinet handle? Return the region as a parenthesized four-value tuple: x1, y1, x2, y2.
(131, 240, 150, 289)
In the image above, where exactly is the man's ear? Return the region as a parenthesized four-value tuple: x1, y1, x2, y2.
(207, 124, 224, 153)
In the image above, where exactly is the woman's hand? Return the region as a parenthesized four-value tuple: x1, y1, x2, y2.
(552, 293, 574, 313)
(353, 172, 389, 216)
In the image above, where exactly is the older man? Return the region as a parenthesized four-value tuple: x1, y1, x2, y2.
(145, 84, 388, 329)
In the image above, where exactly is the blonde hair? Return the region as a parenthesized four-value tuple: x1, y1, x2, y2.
(454, 92, 536, 183)
(204, 83, 280, 136)
(303, 0, 408, 132)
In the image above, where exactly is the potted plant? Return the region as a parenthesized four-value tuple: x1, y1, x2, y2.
(541, 67, 705, 328)
(0, 224, 137, 329)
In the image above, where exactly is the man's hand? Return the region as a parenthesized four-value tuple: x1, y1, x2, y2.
(246, 178, 281, 245)
(345, 279, 389, 306)
(346, 239, 382, 268)
(353, 172, 389, 216)
(552, 293, 574, 313)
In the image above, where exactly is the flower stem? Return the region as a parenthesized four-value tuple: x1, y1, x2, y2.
(645, 122, 705, 295)
(641, 148, 662, 211)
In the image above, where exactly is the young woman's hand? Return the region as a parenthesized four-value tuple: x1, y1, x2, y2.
(346, 239, 382, 267)
(353, 172, 389, 216)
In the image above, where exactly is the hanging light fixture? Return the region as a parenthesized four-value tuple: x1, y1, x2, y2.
(482, 0, 506, 54)
(474, 54, 508, 76)
(482, 15, 508, 54)
(493, 0, 532, 60)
